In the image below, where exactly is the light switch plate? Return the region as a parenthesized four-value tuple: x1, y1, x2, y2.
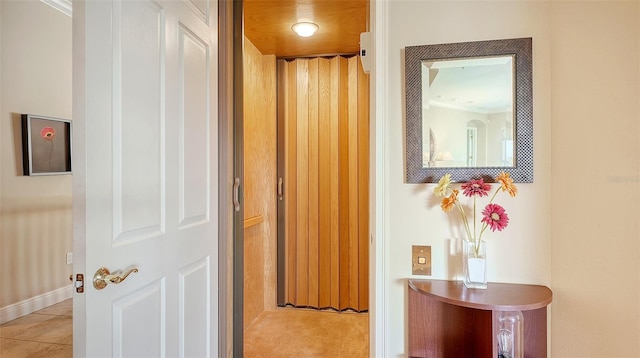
(412, 245, 431, 276)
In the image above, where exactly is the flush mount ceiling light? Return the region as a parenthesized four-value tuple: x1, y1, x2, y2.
(291, 22, 319, 37)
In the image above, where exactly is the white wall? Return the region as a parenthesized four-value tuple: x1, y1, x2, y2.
(0, 1, 72, 314)
(549, 2, 639, 356)
(377, 0, 638, 356)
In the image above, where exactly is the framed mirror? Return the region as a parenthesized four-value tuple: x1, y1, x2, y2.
(405, 37, 533, 183)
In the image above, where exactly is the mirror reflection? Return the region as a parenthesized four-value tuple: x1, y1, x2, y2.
(422, 56, 515, 168)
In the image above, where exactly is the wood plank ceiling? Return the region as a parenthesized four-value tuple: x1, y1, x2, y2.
(244, 0, 368, 58)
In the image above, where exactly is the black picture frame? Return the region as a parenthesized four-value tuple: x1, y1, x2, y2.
(21, 114, 72, 176)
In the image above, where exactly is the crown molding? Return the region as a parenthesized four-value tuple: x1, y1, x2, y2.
(40, 0, 72, 17)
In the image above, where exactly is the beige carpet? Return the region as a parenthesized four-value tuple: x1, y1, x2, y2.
(244, 307, 369, 358)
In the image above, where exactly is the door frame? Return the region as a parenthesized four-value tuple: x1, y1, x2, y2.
(63, 0, 392, 355)
(217, 0, 235, 356)
(219, 0, 245, 356)
(369, 0, 386, 356)
(224, 0, 390, 356)
(231, 0, 245, 355)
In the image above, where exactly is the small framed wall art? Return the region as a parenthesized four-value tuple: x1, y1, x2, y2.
(21, 114, 72, 175)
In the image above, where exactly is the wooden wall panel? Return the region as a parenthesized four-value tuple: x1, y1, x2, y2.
(243, 37, 261, 328)
(262, 52, 278, 310)
(243, 224, 264, 328)
(243, 38, 277, 327)
(280, 55, 368, 312)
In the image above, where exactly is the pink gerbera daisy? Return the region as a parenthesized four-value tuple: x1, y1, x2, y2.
(481, 203, 509, 231)
(440, 189, 458, 212)
(40, 127, 56, 140)
(461, 179, 491, 197)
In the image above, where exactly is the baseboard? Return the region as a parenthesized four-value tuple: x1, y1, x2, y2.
(0, 285, 73, 324)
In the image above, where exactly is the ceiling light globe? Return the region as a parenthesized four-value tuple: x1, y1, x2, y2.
(292, 22, 318, 37)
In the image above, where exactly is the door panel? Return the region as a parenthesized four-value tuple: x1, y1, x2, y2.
(317, 58, 332, 308)
(307, 58, 320, 309)
(180, 258, 211, 357)
(179, 24, 210, 228)
(113, 283, 163, 357)
(294, 59, 310, 307)
(279, 56, 368, 311)
(73, 0, 218, 356)
(116, 0, 164, 243)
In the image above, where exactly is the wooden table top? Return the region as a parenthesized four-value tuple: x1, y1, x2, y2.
(409, 279, 552, 311)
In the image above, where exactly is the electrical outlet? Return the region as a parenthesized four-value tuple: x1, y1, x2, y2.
(66, 252, 73, 265)
(412, 245, 431, 276)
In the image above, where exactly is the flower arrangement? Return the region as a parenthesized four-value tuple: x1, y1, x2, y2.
(40, 126, 56, 170)
(433, 172, 518, 256)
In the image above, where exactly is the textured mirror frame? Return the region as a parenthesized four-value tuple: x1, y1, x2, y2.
(405, 37, 533, 183)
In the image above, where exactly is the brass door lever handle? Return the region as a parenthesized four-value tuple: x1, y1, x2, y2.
(93, 267, 139, 290)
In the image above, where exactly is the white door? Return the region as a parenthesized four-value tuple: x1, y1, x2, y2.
(72, 0, 219, 356)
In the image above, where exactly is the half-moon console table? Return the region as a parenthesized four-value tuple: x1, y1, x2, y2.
(408, 279, 552, 358)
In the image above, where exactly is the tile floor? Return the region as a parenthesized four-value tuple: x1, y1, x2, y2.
(0, 299, 72, 358)
(0, 300, 367, 357)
